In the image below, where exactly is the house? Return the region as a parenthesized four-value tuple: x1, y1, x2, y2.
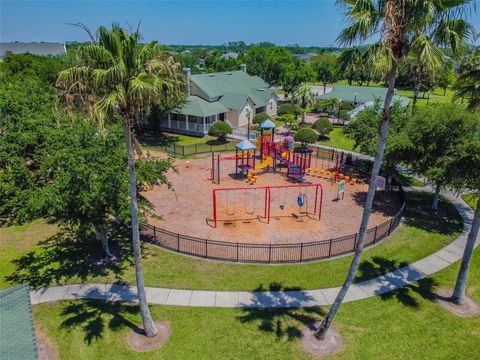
(220, 52, 239, 60)
(162, 64, 277, 136)
(0, 42, 66, 59)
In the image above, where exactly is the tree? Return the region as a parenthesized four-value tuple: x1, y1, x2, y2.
(400, 104, 476, 210)
(277, 113, 299, 131)
(294, 127, 317, 145)
(315, 0, 475, 341)
(311, 53, 339, 93)
(246, 47, 293, 86)
(312, 118, 334, 139)
(437, 60, 455, 96)
(454, 50, 480, 111)
(252, 112, 270, 125)
(208, 121, 232, 140)
(57, 25, 186, 338)
(291, 83, 316, 124)
(280, 59, 316, 95)
(278, 103, 301, 117)
(449, 125, 480, 305)
(338, 47, 374, 86)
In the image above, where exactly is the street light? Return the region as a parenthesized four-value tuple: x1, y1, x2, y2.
(354, 92, 358, 106)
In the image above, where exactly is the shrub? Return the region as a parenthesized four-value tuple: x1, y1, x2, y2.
(294, 127, 318, 144)
(278, 103, 301, 116)
(312, 118, 334, 138)
(208, 121, 232, 140)
(252, 112, 271, 125)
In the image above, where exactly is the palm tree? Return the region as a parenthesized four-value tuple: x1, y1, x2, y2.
(315, 0, 475, 341)
(454, 50, 480, 111)
(57, 25, 185, 337)
(291, 83, 316, 124)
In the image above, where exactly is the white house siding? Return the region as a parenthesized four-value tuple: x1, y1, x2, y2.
(266, 95, 278, 117)
(237, 99, 255, 128)
(226, 109, 239, 127)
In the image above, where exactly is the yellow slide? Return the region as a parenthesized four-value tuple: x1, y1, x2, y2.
(281, 151, 288, 159)
(255, 156, 273, 171)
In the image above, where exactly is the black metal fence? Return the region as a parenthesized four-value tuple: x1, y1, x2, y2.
(141, 198, 405, 264)
(162, 142, 238, 156)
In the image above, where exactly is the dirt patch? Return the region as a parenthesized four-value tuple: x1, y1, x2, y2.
(302, 324, 343, 358)
(142, 155, 401, 245)
(436, 287, 480, 317)
(127, 321, 171, 352)
(35, 324, 58, 360)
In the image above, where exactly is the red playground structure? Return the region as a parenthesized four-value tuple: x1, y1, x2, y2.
(211, 183, 323, 228)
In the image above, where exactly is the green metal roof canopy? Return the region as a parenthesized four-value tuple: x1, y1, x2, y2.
(235, 139, 257, 152)
(260, 119, 276, 130)
(0, 284, 38, 360)
(317, 85, 410, 107)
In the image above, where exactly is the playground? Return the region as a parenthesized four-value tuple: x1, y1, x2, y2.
(142, 125, 401, 245)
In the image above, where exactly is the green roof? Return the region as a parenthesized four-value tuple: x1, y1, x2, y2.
(178, 95, 230, 117)
(0, 285, 38, 360)
(318, 85, 410, 106)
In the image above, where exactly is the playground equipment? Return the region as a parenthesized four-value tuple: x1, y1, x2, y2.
(212, 183, 323, 228)
(235, 139, 257, 179)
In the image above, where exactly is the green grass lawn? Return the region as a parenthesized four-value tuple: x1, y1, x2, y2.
(1, 191, 462, 292)
(317, 126, 355, 151)
(32, 242, 480, 359)
(462, 193, 479, 210)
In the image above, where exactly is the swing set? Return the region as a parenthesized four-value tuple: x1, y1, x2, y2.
(211, 183, 323, 228)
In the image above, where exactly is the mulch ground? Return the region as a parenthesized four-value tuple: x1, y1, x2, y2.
(436, 288, 480, 317)
(127, 321, 171, 352)
(142, 155, 400, 245)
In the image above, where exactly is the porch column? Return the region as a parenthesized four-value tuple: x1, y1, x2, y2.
(215, 114, 219, 122)
(203, 117, 206, 134)
(168, 113, 171, 128)
(185, 115, 189, 131)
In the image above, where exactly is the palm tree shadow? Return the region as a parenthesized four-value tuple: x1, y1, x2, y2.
(5, 223, 133, 289)
(60, 300, 140, 344)
(356, 256, 438, 308)
(237, 283, 326, 341)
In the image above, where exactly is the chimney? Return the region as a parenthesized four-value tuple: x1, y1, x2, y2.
(182, 67, 191, 95)
(240, 64, 247, 73)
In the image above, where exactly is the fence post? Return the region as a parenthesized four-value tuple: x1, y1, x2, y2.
(328, 239, 332, 258)
(195, 143, 198, 154)
(236, 242, 239, 262)
(373, 226, 378, 244)
(268, 244, 272, 264)
(177, 233, 180, 251)
(182, 145, 185, 156)
(205, 239, 208, 258)
(173, 143, 176, 155)
(300, 243, 304, 262)
(353, 233, 357, 250)
(153, 226, 156, 242)
(388, 218, 393, 235)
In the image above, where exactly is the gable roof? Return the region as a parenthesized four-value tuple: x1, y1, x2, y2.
(318, 85, 410, 107)
(190, 70, 274, 109)
(0, 285, 38, 360)
(0, 42, 66, 59)
(178, 95, 230, 117)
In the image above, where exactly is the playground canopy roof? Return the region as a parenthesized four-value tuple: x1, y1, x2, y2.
(317, 85, 410, 107)
(0, 284, 38, 360)
(235, 139, 257, 152)
(260, 119, 276, 129)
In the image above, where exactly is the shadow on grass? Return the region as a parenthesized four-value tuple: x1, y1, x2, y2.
(237, 283, 325, 341)
(356, 256, 438, 308)
(402, 191, 463, 235)
(60, 300, 140, 344)
(5, 223, 133, 289)
(351, 190, 401, 217)
(136, 130, 179, 148)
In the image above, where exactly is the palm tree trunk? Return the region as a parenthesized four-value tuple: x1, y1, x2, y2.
(432, 184, 441, 211)
(412, 81, 421, 110)
(443, 87, 447, 96)
(451, 198, 480, 305)
(323, 83, 327, 94)
(315, 59, 398, 341)
(125, 118, 157, 338)
(94, 223, 112, 258)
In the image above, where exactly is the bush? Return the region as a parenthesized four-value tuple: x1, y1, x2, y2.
(294, 127, 318, 144)
(208, 121, 232, 140)
(312, 118, 334, 138)
(278, 103, 301, 116)
(252, 112, 271, 125)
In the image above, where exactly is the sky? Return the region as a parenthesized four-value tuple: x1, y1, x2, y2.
(0, 1, 478, 46)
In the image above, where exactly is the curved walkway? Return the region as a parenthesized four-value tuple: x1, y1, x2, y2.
(30, 189, 478, 308)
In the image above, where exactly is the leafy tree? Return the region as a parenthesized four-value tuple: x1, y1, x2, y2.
(338, 47, 375, 86)
(454, 50, 480, 111)
(252, 112, 270, 125)
(311, 53, 339, 92)
(396, 57, 436, 96)
(208, 121, 232, 140)
(246, 47, 293, 86)
(291, 83, 316, 124)
(315, 0, 475, 341)
(294, 127, 317, 145)
(312, 118, 334, 139)
(437, 63, 455, 96)
(280, 59, 316, 94)
(57, 25, 186, 338)
(400, 104, 477, 210)
(278, 103, 301, 116)
(277, 114, 299, 131)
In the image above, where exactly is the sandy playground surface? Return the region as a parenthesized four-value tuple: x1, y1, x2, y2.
(142, 154, 401, 245)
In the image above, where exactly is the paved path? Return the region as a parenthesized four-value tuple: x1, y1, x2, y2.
(30, 190, 478, 308)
